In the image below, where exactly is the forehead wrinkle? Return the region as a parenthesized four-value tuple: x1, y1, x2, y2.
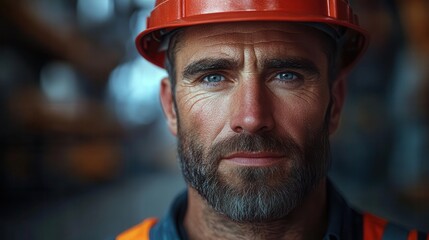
(185, 34, 328, 59)
(196, 29, 304, 39)
(197, 40, 300, 48)
(192, 41, 328, 66)
(190, 31, 310, 46)
(187, 40, 310, 62)
(184, 47, 241, 67)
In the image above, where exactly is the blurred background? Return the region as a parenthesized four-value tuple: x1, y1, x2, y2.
(0, 0, 428, 239)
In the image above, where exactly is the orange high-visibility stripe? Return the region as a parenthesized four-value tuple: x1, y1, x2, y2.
(117, 218, 158, 240)
(363, 213, 429, 240)
(363, 213, 388, 240)
(407, 229, 429, 240)
(408, 230, 418, 240)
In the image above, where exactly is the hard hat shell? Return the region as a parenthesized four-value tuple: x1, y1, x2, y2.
(136, 0, 369, 72)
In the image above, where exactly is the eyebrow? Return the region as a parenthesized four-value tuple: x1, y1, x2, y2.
(182, 57, 321, 79)
(263, 58, 320, 76)
(182, 58, 239, 79)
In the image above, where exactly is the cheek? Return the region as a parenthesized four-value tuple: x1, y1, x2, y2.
(177, 91, 229, 145)
(274, 90, 330, 147)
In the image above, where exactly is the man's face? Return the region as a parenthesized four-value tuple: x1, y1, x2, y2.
(160, 22, 344, 222)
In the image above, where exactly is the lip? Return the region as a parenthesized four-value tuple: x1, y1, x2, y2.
(223, 152, 285, 167)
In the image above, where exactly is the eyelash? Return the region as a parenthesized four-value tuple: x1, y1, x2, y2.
(272, 71, 303, 83)
(199, 73, 227, 87)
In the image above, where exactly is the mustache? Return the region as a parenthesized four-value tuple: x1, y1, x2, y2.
(207, 133, 303, 162)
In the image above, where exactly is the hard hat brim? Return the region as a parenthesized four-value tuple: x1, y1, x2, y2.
(136, 9, 369, 72)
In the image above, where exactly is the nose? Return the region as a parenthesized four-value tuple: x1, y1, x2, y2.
(229, 80, 275, 134)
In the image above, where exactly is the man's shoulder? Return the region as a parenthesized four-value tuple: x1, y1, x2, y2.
(361, 212, 428, 240)
(329, 181, 428, 240)
(116, 190, 188, 240)
(116, 218, 158, 240)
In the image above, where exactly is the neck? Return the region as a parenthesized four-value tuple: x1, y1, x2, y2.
(184, 179, 328, 240)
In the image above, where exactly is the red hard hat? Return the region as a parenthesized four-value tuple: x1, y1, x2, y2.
(135, 0, 369, 72)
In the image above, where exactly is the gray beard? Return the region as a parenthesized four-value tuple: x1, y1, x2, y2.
(177, 127, 330, 223)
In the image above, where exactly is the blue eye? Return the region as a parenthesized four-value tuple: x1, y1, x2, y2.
(275, 72, 299, 81)
(203, 74, 225, 83)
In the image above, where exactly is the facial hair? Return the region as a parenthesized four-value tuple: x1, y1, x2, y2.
(177, 122, 330, 223)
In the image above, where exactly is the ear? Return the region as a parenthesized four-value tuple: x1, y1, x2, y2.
(160, 77, 178, 136)
(328, 75, 346, 135)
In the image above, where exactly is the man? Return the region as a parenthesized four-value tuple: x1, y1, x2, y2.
(117, 0, 428, 239)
